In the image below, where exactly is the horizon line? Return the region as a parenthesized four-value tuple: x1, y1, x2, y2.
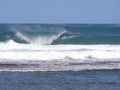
(0, 22, 119, 25)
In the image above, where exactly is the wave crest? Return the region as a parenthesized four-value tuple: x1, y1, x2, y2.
(0, 27, 68, 45)
(1, 24, 120, 45)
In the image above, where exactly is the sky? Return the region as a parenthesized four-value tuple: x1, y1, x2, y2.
(0, 0, 120, 24)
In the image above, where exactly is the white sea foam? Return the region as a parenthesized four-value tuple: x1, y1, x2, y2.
(1, 40, 120, 71)
(0, 40, 120, 61)
(31, 31, 67, 45)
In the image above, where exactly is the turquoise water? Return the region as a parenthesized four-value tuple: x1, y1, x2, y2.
(0, 24, 120, 44)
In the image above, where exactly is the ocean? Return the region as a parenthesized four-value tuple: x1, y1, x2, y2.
(0, 24, 120, 90)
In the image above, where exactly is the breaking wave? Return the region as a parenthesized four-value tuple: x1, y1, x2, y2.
(0, 24, 120, 72)
(0, 24, 120, 45)
(1, 30, 120, 45)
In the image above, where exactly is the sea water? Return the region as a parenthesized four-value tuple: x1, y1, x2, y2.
(0, 24, 120, 90)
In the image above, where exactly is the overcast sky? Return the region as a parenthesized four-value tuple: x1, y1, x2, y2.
(0, 0, 120, 24)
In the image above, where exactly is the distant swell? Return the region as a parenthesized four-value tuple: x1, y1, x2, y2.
(52, 33, 120, 45)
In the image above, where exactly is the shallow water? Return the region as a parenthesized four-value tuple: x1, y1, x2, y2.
(0, 70, 120, 90)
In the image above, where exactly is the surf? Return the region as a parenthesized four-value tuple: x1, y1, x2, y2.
(0, 24, 120, 72)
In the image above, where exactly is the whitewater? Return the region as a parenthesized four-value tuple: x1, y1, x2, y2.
(0, 24, 120, 72)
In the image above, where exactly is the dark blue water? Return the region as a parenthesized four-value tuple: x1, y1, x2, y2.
(0, 70, 120, 90)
